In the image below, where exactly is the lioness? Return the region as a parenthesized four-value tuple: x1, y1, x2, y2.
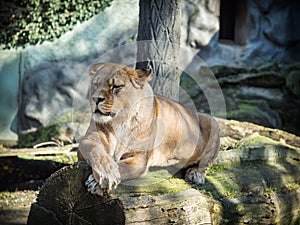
(78, 62, 220, 195)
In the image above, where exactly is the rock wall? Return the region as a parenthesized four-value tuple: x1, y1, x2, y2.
(0, 0, 139, 142)
(0, 52, 20, 142)
(182, 0, 300, 66)
(181, 0, 300, 135)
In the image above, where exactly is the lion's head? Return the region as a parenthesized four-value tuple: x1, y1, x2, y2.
(89, 62, 152, 123)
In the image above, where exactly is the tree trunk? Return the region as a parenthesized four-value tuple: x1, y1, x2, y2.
(136, 0, 183, 100)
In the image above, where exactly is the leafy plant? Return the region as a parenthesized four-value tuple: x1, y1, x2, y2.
(0, 0, 112, 49)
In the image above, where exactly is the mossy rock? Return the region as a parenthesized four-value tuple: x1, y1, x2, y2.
(226, 100, 282, 128)
(209, 65, 248, 78)
(181, 62, 300, 136)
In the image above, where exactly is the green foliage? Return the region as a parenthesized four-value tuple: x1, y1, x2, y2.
(18, 124, 61, 148)
(0, 0, 113, 49)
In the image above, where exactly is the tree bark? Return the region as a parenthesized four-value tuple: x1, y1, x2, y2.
(136, 0, 183, 100)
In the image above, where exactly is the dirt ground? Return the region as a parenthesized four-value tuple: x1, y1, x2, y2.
(0, 191, 38, 225)
(0, 145, 77, 225)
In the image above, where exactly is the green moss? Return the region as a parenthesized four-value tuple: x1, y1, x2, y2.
(265, 186, 279, 196)
(264, 181, 300, 196)
(235, 132, 279, 148)
(226, 103, 275, 126)
(17, 112, 75, 148)
(284, 182, 300, 192)
(207, 164, 227, 174)
(115, 170, 191, 196)
(286, 70, 300, 98)
(204, 174, 241, 198)
(210, 65, 247, 79)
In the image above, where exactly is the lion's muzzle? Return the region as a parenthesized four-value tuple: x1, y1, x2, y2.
(93, 97, 105, 105)
(92, 100, 116, 123)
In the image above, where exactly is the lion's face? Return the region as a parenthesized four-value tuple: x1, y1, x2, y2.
(89, 63, 152, 123)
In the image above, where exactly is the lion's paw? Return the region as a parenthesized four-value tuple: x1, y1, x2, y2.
(185, 167, 206, 185)
(85, 170, 121, 196)
(84, 154, 121, 195)
(85, 174, 102, 195)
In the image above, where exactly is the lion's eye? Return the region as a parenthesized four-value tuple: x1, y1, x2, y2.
(112, 84, 124, 93)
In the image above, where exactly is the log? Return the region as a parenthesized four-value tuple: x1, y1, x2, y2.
(0, 144, 78, 157)
(216, 118, 300, 148)
(27, 162, 222, 225)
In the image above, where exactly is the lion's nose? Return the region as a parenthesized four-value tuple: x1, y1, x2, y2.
(93, 97, 105, 105)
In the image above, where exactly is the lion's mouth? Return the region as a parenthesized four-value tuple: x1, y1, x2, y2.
(94, 109, 116, 117)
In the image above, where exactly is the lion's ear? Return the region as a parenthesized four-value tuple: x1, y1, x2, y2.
(134, 68, 152, 88)
(89, 62, 105, 76)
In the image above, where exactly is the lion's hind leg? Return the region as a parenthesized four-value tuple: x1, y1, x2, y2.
(185, 139, 220, 185)
(185, 114, 220, 185)
(184, 139, 219, 185)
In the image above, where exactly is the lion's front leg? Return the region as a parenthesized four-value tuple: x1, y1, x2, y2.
(79, 140, 121, 195)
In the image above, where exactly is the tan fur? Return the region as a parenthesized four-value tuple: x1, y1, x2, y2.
(78, 62, 220, 193)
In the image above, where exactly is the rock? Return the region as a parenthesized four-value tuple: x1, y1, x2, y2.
(263, 2, 300, 47)
(189, 0, 300, 65)
(286, 69, 300, 99)
(182, 64, 300, 136)
(209, 65, 248, 78)
(181, 0, 219, 48)
(21, 60, 88, 130)
(218, 72, 285, 88)
(216, 117, 300, 148)
(226, 99, 282, 129)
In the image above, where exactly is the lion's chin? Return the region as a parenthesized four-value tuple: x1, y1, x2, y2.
(92, 112, 113, 123)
